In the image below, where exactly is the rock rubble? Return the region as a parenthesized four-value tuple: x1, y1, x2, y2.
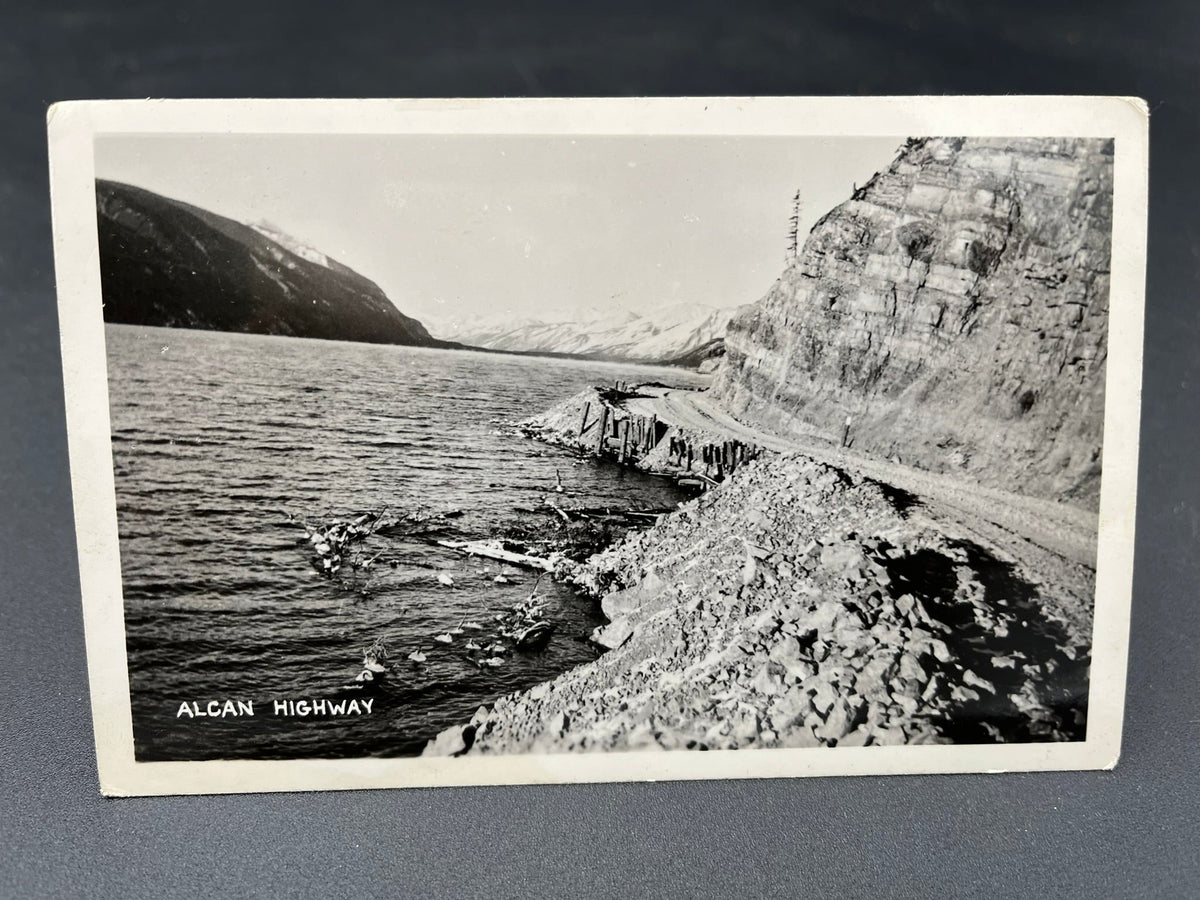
(424, 452, 1091, 756)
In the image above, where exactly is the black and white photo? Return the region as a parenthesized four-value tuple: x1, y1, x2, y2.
(47, 97, 1147, 794)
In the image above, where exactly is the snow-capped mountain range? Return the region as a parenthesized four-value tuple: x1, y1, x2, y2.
(424, 302, 739, 364)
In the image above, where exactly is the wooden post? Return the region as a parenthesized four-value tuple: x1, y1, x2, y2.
(579, 401, 592, 437)
(620, 419, 630, 463)
(596, 405, 609, 453)
(647, 415, 658, 451)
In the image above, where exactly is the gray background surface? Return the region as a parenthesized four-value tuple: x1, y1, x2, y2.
(2, 2, 1197, 897)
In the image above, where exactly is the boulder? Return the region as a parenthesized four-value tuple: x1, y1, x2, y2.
(423, 724, 470, 757)
(768, 685, 814, 730)
(962, 669, 996, 694)
(768, 636, 817, 680)
(749, 661, 786, 696)
(592, 617, 636, 649)
(815, 698, 858, 742)
(898, 652, 927, 683)
(838, 727, 872, 748)
(601, 587, 642, 620)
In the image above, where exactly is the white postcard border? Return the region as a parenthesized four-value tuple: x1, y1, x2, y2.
(47, 96, 1148, 796)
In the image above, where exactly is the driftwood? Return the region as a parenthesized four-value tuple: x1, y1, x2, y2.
(545, 500, 572, 523)
(435, 539, 555, 571)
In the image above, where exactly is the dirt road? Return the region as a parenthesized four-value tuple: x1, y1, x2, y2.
(625, 386, 1098, 573)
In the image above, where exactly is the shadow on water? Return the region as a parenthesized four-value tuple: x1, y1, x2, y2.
(875, 538, 1089, 743)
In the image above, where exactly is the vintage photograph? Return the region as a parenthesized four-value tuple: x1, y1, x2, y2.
(93, 128, 1111, 760)
(48, 98, 1146, 792)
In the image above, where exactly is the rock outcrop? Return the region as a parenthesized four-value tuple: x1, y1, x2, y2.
(713, 138, 1113, 506)
(96, 180, 443, 347)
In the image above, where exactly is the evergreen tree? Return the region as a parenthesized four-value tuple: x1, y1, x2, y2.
(786, 189, 803, 262)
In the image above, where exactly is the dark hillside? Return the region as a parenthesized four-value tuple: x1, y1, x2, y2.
(96, 180, 442, 347)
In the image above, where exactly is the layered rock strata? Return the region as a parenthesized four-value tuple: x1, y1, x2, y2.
(714, 138, 1113, 506)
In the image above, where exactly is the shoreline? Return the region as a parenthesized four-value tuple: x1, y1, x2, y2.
(423, 385, 1095, 756)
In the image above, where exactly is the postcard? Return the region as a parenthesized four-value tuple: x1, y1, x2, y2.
(47, 96, 1148, 795)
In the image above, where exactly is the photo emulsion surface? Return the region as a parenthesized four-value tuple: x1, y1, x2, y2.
(93, 131, 1112, 765)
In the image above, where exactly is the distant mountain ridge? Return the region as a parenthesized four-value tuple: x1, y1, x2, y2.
(95, 180, 443, 347)
(428, 303, 738, 365)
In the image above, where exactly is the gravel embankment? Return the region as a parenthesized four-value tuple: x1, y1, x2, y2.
(424, 442, 1092, 755)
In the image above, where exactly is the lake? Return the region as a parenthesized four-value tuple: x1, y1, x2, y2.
(105, 324, 708, 760)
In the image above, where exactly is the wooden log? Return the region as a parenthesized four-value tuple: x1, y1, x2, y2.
(579, 400, 592, 437)
(435, 539, 554, 571)
(619, 419, 630, 462)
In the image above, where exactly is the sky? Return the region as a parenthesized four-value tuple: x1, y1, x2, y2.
(94, 133, 903, 327)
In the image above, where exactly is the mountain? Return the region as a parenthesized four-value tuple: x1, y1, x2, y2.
(427, 302, 737, 365)
(712, 137, 1113, 506)
(95, 180, 441, 347)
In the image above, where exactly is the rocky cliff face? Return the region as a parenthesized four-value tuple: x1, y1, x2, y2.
(713, 138, 1113, 507)
(96, 180, 441, 347)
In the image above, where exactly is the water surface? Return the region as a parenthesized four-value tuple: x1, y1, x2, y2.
(107, 324, 707, 760)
